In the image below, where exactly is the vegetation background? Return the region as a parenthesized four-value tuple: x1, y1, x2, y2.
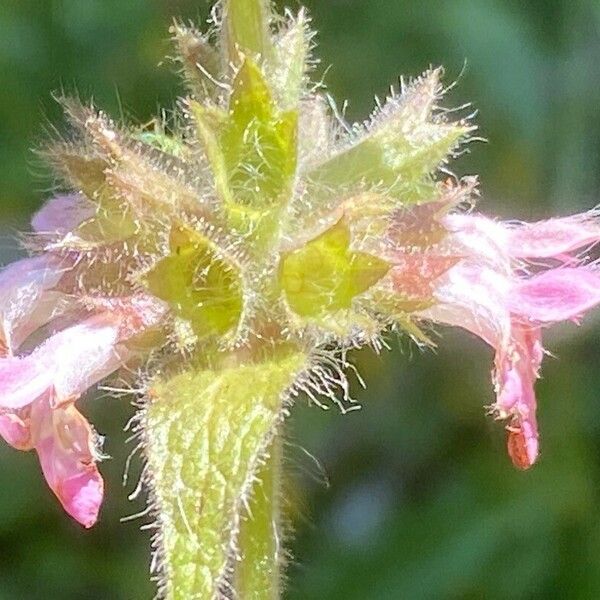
(1, 0, 599, 598)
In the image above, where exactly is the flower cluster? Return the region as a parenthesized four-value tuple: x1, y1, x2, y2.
(0, 3, 598, 544)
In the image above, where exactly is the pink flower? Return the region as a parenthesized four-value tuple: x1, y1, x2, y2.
(392, 203, 600, 469)
(0, 196, 167, 526)
(0, 314, 132, 411)
(0, 302, 165, 526)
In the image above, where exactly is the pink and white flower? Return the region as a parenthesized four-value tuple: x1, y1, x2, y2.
(0, 195, 167, 526)
(0, 297, 165, 526)
(391, 200, 600, 468)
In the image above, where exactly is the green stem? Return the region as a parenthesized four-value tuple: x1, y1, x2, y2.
(225, 0, 271, 60)
(235, 435, 284, 599)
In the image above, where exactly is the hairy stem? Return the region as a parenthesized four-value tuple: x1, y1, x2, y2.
(225, 0, 270, 61)
(234, 435, 284, 599)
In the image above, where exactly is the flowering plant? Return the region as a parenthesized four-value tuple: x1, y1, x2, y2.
(1, 1, 599, 597)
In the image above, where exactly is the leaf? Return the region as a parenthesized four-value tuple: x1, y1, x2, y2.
(304, 70, 473, 206)
(144, 225, 243, 338)
(189, 58, 298, 244)
(144, 351, 307, 598)
(268, 9, 313, 110)
(308, 123, 469, 199)
(189, 101, 235, 207)
(221, 58, 298, 208)
(280, 219, 390, 318)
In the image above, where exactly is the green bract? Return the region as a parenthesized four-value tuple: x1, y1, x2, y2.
(281, 219, 390, 318)
(145, 226, 243, 337)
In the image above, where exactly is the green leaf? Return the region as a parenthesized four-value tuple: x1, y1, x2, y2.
(189, 101, 235, 206)
(144, 225, 243, 338)
(222, 58, 297, 208)
(144, 351, 307, 598)
(308, 122, 469, 200)
(280, 219, 390, 318)
(190, 59, 298, 244)
(305, 71, 473, 208)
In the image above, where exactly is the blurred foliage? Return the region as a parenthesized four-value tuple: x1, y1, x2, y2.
(0, 0, 599, 598)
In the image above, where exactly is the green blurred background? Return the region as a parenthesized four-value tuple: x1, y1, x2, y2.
(1, 1, 599, 598)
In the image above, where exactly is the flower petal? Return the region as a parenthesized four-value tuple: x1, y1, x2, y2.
(0, 315, 126, 411)
(507, 214, 600, 258)
(507, 418, 538, 470)
(493, 324, 542, 467)
(442, 213, 510, 271)
(419, 260, 512, 347)
(0, 356, 53, 409)
(31, 194, 95, 235)
(445, 211, 600, 262)
(32, 314, 128, 404)
(0, 295, 166, 413)
(0, 412, 32, 450)
(0, 256, 66, 352)
(512, 268, 600, 323)
(32, 400, 103, 528)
